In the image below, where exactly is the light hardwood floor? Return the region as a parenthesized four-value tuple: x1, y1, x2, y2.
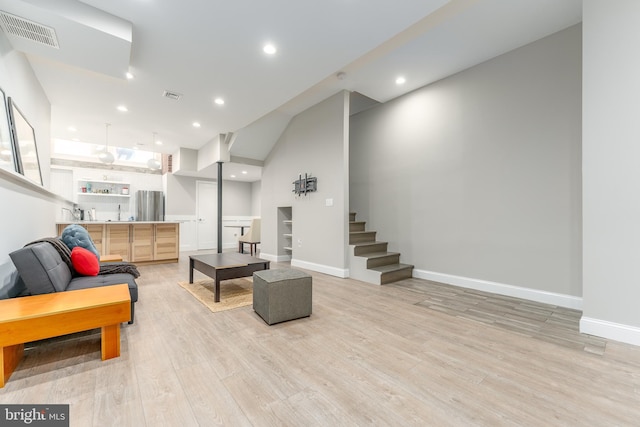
(2, 251, 640, 426)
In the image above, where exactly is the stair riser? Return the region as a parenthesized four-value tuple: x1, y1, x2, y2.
(367, 254, 400, 268)
(353, 243, 388, 255)
(380, 267, 413, 284)
(349, 213, 356, 222)
(349, 232, 376, 244)
(349, 222, 366, 232)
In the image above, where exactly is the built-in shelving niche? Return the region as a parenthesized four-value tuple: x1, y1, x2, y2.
(278, 206, 292, 261)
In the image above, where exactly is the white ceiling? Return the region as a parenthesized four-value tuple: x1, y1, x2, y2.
(0, 0, 582, 182)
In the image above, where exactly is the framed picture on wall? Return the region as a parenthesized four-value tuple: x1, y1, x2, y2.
(8, 97, 43, 186)
(0, 87, 18, 173)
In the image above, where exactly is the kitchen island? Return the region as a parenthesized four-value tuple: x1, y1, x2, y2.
(56, 221, 180, 264)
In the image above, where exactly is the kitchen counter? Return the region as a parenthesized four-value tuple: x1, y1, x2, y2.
(56, 220, 181, 225)
(56, 221, 180, 264)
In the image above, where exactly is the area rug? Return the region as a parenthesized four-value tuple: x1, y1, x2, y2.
(178, 277, 253, 313)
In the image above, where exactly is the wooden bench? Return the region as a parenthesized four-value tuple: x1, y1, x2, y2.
(0, 284, 131, 387)
(100, 254, 124, 262)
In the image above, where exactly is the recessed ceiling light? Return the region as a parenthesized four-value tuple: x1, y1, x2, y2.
(241, 170, 247, 174)
(117, 105, 128, 112)
(214, 97, 225, 105)
(395, 76, 406, 85)
(126, 72, 134, 80)
(68, 126, 77, 132)
(192, 122, 201, 128)
(263, 43, 277, 55)
(155, 140, 163, 145)
(230, 174, 236, 178)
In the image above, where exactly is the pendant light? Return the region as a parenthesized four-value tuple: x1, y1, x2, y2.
(98, 123, 115, 164)
(147, 132, 161, 170)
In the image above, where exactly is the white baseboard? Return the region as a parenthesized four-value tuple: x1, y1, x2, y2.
(580, 317, 640, 346)
(259, 252, 291, 263)
(412, 268, 583, 310)
(291, 259, 349, 278)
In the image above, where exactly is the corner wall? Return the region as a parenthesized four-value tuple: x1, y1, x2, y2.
(350, 25, 582, 306)
(582, 0, 640, 345)
(261, 91, 349, 276)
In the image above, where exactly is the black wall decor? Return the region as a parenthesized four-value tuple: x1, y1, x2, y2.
(293, 173, 317, 196)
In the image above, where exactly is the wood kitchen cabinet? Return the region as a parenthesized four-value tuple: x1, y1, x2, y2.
(131, 223, 154, 262)
(105, 224, 131, 261)
(55, 221, 179, 264)
(154, 223, 179, 261)
(85, 224, 104, 255)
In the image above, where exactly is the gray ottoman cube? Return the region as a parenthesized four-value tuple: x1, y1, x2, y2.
(253, 269, 312, 325)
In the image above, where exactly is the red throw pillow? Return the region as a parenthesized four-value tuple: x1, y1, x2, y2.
(71, 246, 100, 276)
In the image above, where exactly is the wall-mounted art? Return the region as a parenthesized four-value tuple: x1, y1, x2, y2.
(8, 97, 42, 185)
(293, 173, 317, 196)
(0, 87, 18, 173)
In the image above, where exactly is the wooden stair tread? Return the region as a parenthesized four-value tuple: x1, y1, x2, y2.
(370, 263, 413, 273)
(351, 241, 386, 247)
(356, 251, 400, 259)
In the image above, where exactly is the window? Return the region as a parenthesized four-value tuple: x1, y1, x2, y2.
(52, 138, 160, 167)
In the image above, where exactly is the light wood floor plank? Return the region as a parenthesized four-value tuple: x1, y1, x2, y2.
(2, 250, 640, 426)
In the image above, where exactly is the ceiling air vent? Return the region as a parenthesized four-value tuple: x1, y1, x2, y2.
(162, 90, 182, 100)
(0, 11, 59, 48)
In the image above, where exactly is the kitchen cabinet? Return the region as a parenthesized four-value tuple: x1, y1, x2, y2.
(154, 223, 179, 261)
(85, 224, 104, 255)
(131, 223, 154, 262)
(56, 221, 180, 264)
(105, 224, 131, 261)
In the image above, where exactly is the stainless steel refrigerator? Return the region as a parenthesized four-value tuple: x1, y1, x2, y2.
(136, 190, 164, 221)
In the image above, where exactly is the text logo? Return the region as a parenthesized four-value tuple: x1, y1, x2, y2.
(1, 405, 69, 426)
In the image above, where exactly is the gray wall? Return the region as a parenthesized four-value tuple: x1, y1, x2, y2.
(261, 91, 349, 275)
(165, 173, 254, 216)
(251, 181, 261, 216)
(165, 174, 196, 216)
(582, 1, 640, 335)
(350, 24, 582, 297)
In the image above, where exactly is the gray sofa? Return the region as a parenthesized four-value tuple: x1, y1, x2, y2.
(9, 242, 138, 324)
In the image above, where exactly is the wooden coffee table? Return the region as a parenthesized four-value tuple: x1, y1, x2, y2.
(189, 253, 270, 302)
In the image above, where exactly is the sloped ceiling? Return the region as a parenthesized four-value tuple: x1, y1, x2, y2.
(0, 0, 582, 182)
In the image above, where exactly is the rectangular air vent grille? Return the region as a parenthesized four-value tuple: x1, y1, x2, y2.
(0, 11, 59, 48)
(162, 90, 182, 100)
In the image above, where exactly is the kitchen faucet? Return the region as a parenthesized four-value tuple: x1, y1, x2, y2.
(61, 207, 80, 221)
(118, 204, 121, 221)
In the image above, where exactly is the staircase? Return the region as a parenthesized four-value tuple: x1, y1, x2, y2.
(348, 212, 413, 285)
